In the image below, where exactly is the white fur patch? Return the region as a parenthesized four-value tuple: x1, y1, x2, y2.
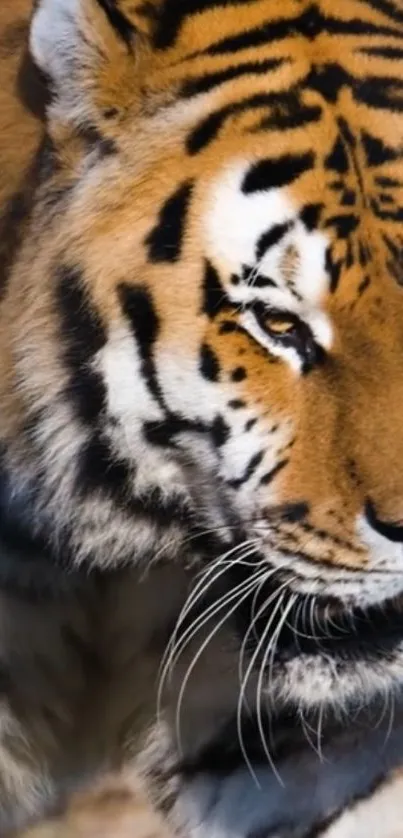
(30, 0, 81, 81)
(157, 350, 224, 424)
(98, 324, 163, 433)
(97, 326, 188, 499)
(204, 163, 295, 278)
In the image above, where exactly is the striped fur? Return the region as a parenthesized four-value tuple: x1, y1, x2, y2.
(3, 1, 403, 836)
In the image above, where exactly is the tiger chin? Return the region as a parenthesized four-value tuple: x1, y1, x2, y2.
(3, 0, 403, 836)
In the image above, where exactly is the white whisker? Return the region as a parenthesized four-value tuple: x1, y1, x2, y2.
(158, 541, 256, 693)
(174, 577, 261, 754)
(162, 550, 261, 682)
(236, 579, 293, 785)
(175, 540, 256, 630)
(238, 563, 291, 692)
(316, 698, 325, 763)
(157, 555, 264, 719)
(383, 688, 396, 750)
(260, 594, 298, 769)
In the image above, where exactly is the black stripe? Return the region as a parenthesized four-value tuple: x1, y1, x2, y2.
(314, 15, 402, 38)
(228, 451, 264, 489)
(145, 181, 194, 262)
(228, 398, 246, 409)
(118, 283, 163, 404)
(187, 108, 231, 154)
(324, 213, 359, 237)
(325, 137, 350, 174)
(241, 263, 276, 287)
(355, 75, 403, 111)
(306, 63, 350, 103)
(74, 426, 195, 530)
(187, 92, 299, 154)
(76, 431, 192, 526)
(180, 57, 285, 98)
(211, 414, 230, 447)
(194, 11, 401, 58)
(256, 222, 292, 261)
(365, 499, 403, 543)
(251, 100, 322, 133)
(200, 344, 221, 381)
(300, 203, 323, 231)
(358, 275, 370, 296)
(76, 432, 132, 503)
(249, 274, 277, 289)
(337, 116, 357, 150)
(361, 131, 398, 167)
(353, 0, 403, 26)
(96, 0, 135, 46)
(242, 152, 314, 193)
(144, 415, 207, 447)
(260, 459, 288, 486)
(376, 175, 402, 187)
(370, 203, 403, 222)
(201, 260, 231, 318)
(195, 15, 301, 57)
(56, 266, 107, 424)
(383, 232, 402, 262)
(325, 249, 341, 292)
(358, 240, 370, 268)
(152, 0, 254, 49)
(360, 45, 403, 59)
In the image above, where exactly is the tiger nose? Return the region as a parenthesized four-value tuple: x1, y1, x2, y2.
(365, 499, 403, 543)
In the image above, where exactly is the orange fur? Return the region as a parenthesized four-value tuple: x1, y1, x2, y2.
(4, 2, 403, 836)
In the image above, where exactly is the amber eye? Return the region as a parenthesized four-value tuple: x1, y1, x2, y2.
(254, 307, 301, 343)
(252, 305, 325, 373)
(260, 314, 298, 337)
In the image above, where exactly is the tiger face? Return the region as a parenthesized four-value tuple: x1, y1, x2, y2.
(5, 0, 403, 711)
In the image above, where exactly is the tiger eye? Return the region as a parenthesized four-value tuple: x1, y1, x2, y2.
(262, 316, 297, 336)
(251, 305, 326, 373)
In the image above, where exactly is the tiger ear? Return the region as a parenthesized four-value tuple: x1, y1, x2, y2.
(29, 0, 136, 127)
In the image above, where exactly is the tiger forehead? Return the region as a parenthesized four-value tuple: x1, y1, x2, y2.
(131, 0, 403, 300)
(30, 0, 403, 318)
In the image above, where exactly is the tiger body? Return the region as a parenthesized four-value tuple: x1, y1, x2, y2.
(2, 0, 403, 836)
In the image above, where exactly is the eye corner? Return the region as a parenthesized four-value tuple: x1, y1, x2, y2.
(301, 339, 327, 374)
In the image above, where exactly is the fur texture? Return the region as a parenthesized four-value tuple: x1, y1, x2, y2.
(3, 1, 403, 837)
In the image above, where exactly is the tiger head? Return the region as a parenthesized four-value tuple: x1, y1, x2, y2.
(4, 0, 403, 710)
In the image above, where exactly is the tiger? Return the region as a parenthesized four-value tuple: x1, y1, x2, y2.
(4, 0, 403, 836)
